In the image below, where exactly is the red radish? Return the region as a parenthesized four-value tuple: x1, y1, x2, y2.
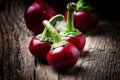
(62, 33, 86, 51)
(60, 2, 86, 51)
(64, 0, 98, 32)
(47, 43, 80, 70)
(29, 35, 52, 61)
(24, 0, 56, 34)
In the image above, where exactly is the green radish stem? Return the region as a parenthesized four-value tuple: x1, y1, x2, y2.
(49, 14, 64, 25)
(43, 20, 68, 49)
(37, 14, 64, 42)
(76, 0, 93, 11)
(65, 2, 76, 32)
(60, 2, 81, 37)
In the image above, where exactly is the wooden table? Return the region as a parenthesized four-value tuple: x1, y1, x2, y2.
(0, 0, 120, 80)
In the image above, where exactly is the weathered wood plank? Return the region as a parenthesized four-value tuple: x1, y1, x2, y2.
(76, 21, 120, 80)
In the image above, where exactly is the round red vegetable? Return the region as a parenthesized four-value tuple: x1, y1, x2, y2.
(60, 2, 86, 51)
(43, 20, 80, 70)
(64, 0, 98, 32)
(62, 33, 86, 51)
(24, 0, 56, 34)
(47, 43, 80, 70)
(29, 36, 52, 61)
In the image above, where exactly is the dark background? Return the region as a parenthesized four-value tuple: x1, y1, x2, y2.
(0, 0, 118, 20)
(0, 0, 120, 20)
(44, 0, 120, 20)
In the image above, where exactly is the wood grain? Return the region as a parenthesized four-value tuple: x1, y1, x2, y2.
(0, 0, 120, 80)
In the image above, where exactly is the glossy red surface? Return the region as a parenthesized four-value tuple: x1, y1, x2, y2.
(24, 0, 56, 34)
(29, 36, 52, 61)
(62, 33, 86, 51)
(47, 43, 80, 70)
(65, 10, 98, 32)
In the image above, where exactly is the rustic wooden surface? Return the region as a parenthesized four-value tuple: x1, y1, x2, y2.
(0, 0, 120, 80)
